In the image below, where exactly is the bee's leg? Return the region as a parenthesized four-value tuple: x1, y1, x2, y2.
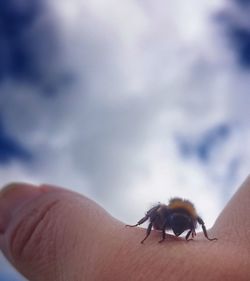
(158, 221, 168, 243)
(126, 205, 161, 227)
(197, 216, 217, 241)
(126, 215, 149, 227)
(185, 230, 192, 241)
(186, 229, 196, 240)
(158, 229, 166, 243)
(140, 222, 153, 244)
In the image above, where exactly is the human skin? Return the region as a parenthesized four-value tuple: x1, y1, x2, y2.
(0, 177, 250, 281)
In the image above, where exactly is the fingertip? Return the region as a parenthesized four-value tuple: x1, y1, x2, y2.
(0, 182, 117, 281)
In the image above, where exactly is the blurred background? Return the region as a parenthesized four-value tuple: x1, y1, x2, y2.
(0, 0, 250, 279)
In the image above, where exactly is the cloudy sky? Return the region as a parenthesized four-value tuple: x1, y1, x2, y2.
(1, 0, 250, 279)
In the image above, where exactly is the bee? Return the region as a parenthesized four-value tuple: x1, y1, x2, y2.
(126, 197, 217, 243)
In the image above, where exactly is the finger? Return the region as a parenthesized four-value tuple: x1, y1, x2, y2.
(0, 183, 116, 281)
(212, 175, 250, 245)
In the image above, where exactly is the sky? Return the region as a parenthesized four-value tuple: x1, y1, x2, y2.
(1, 0, 250, 279)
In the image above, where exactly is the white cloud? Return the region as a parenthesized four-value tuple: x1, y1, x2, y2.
(1, 0, 249, 237)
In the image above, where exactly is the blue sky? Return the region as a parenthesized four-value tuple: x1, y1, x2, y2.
(1, 0, 250, 279)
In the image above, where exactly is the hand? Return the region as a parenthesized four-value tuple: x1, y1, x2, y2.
(0, 177, 250, 281)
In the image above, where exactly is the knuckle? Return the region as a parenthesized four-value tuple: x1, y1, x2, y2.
(10, 199, 61, 260)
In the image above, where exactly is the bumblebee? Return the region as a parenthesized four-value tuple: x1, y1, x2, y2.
(126, 197, 217, 243)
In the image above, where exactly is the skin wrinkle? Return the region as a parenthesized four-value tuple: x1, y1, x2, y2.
(10, 200, 60, 259)
(20, 201, 60, 258)
(12, 201, 64, 281)
(33, 198, 83, 281)
(17, 194, 95, 281)
(0, 190, 70, 279)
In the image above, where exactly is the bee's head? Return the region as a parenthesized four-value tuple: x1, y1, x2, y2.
(170, 213, 193, 236)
